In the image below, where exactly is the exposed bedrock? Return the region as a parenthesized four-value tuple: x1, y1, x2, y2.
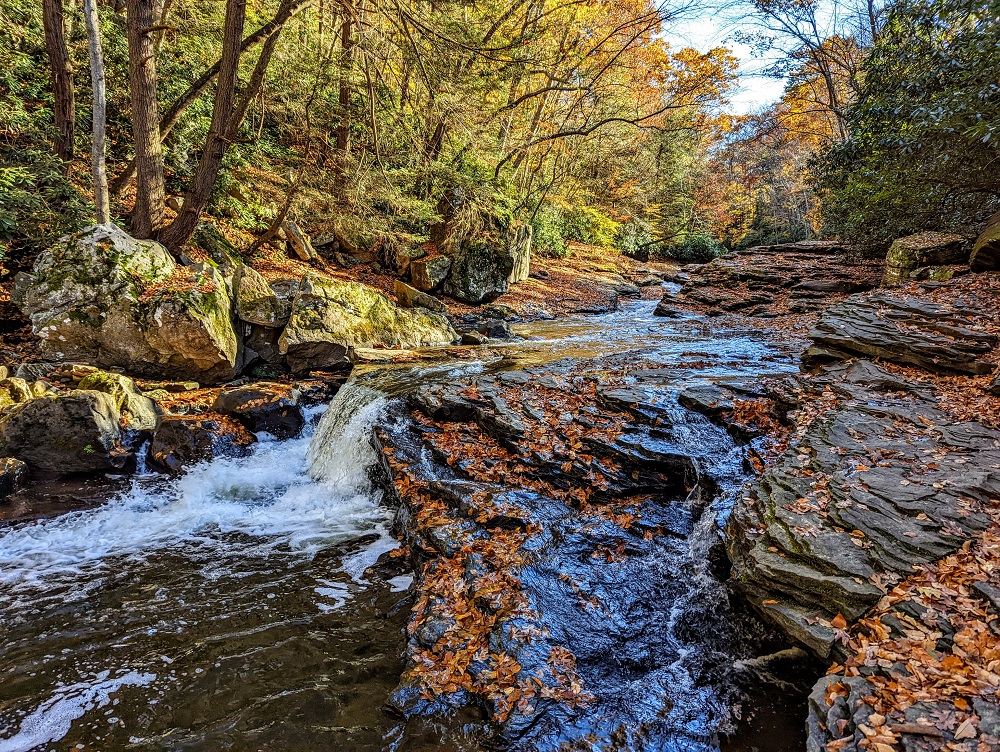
(725, 360, 1000, 658)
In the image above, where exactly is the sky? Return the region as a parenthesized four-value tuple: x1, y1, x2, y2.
(669, 13, 789, 115)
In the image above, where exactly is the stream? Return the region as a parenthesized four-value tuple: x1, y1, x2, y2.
(0, 299, 808, 752)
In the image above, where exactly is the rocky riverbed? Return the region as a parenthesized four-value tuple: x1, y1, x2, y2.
(1, 234, 999, 751)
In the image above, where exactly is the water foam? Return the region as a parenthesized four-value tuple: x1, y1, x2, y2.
(0, 383, 390, 599)
(0, 671, 156, 752)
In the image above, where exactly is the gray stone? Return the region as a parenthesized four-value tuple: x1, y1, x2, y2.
(726, 360, 1000, 657)
(410, 256, 452, 292)
(804, 293, 997, 374)
(0, 390, 124, 475)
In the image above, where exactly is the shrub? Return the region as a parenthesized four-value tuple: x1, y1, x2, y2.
(663, 233, 724, 263)
(530, 203, 568, 257)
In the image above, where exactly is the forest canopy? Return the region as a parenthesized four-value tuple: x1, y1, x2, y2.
(1, 0, 998, 264)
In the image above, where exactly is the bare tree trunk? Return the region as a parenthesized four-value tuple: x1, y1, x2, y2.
(126, 0, 166, 238)
(160, 0, 247, 251)
(334, 9, 353, 186)
(42, 0, 75, 166)
(83, 0, 109, 224)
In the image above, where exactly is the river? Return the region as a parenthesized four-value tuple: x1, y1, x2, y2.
(0, 299, 810, 751)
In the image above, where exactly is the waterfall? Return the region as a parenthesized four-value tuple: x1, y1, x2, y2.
(307, 382, 387, 485)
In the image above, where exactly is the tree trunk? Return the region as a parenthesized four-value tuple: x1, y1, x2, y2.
(83, 0, 109, 224)
(159, 0, 247, 252)
(42, 0, 75, 166)
(334, 10, 353, 186)
(110, 0, 312, 197)
(126, 0, 166, 238)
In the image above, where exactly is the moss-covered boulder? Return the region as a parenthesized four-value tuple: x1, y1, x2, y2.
(15, 225, 239, 383)
(233, 263, 291, 327)
(77, 371, 159, 432)
(882, 231, 967, 284)
(278, 272, 457, 373)
(0, 390, 124, 475)
(0, 377, 33, 411)
(444, 239, 516, 304)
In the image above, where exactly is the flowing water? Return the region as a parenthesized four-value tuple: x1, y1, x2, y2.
(0, 300, 806, 752)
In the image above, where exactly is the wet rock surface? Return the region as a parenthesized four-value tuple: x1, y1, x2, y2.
(147, 414, 257, 473)
(212, 382, 305, 439)
(373, 358, 811, 750)
(658, 245, 881, 319)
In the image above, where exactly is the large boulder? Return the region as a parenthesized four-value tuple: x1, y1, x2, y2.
(970, 213, 1000, 271)
(15, 225, 239, 383)
(233, 263, 291, 327)
(882, 231, 967, 284)
(444, 239, 515, 304)
(410, 256, 452, 292)
(0, 390, 125, 475)
(278, 272, 457, 373)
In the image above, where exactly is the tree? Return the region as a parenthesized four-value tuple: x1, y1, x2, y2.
(125, 0, 167, 238)
(82, 0, 109, 224)
(42, 0, 75, 165)
(816, 0, 1000, 253)
(159, 0, 248, 251)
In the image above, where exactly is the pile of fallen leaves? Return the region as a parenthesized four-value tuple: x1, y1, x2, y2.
(822, 517, 1000, 751)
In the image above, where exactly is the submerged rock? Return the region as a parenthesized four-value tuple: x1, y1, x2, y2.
(278, 272, 456, 373)
(15, 225, 239, 382)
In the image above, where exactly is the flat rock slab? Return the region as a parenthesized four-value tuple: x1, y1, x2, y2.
(804, 293, 998, 375)
(726, 360, 1000, 657)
